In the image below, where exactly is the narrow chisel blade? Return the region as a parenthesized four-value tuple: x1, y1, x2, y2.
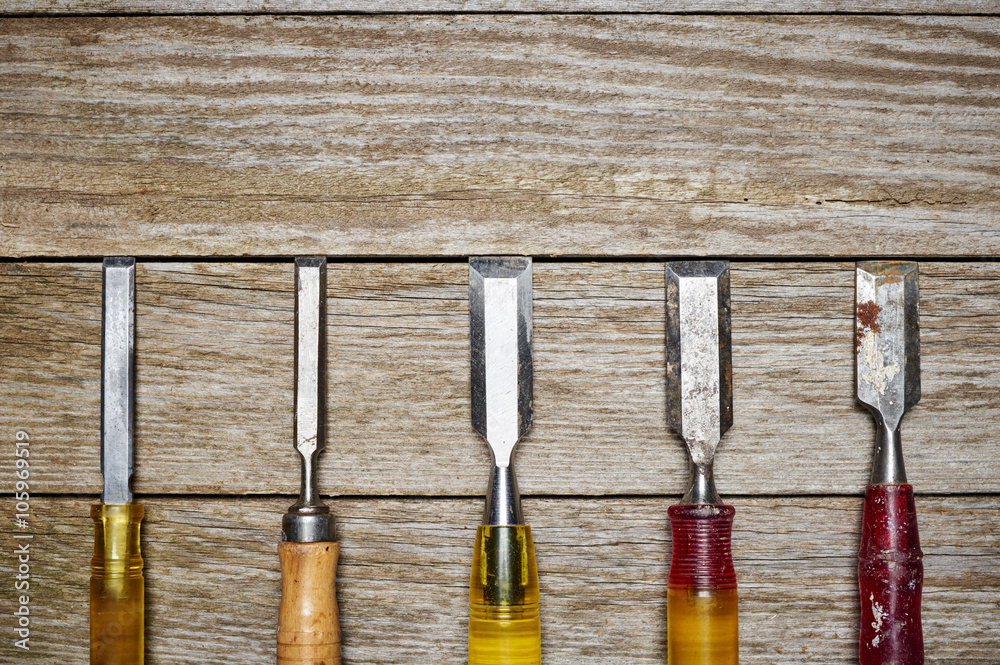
(283, 257, 334, 543)
(295, 257, 326, 462)
(101, 257, 135, 505)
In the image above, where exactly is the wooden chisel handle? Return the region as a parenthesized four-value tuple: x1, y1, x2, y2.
(277, 541, 341, 665)
(667, 504, 739, 665)
(469, 525, 540, 665)
(858, 484, 923, 665)
(91, 503, 144, 665)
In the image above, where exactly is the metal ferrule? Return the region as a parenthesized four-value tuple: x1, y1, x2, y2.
(283, 455, 336, 542)
(870, 417, 907, 485)
(282, 509, 335, 543)
(681, 461, 722, 506)
(484, 463, 523, 526)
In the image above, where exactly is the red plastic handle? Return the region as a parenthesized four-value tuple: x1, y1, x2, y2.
(668, 504, 737, 590)
(858, 484, 924, 665)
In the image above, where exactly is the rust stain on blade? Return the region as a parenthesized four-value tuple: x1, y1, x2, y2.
(856, 300, 881, 351)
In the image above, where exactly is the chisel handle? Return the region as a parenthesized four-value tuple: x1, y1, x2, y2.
(90, 504, 144, 665)
(277, 541, 341, 665)
(667, 504, 739, 665)
(469, 525, 540, 665)
(858, 484, 923, 665)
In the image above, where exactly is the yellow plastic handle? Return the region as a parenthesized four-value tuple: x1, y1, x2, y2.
(667, 588, 739, 665)
(90, 503, 144, 665)
(277, 541, 341, 665)
(469, 525, 540, 665)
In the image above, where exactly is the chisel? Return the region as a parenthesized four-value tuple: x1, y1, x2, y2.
(664, 261, 739, 665)
(91, 257, 144, 665)
(855, 261, 923, 665)
(277, 257, 341, 665)
(467, 256, 540, 665)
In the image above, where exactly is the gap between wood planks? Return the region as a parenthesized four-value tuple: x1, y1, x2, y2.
(1, 257, 998, 264)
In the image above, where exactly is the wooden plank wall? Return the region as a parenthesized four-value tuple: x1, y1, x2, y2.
(2, 16, 1000, 257)
(1, 3, 999, 665)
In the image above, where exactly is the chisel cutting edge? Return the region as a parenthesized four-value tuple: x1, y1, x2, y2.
(468, 257, 540, 665)
(855, 261, 923, 665)
(91, 257, 144, 665)
(277, 257, 341, 665)
(665, 261, 739, 665)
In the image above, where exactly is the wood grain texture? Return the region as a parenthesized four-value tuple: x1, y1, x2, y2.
(3, 261, 1000, 496)
(0, 495, 996, 664)
(2, 16, 999, 258)
(277, 541, 341, 665)
(5, 0, 1000, 17)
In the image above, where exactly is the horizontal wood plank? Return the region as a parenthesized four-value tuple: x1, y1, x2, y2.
(5, 1, 1000, 17)
(1, 16, 999, 257)
(2, 261, 999, 496)
(0, 495, 996, 664)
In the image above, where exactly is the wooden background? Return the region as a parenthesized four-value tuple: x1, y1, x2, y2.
(1, 3, 999, 665)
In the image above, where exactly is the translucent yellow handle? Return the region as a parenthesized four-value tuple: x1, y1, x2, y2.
(91, 503, 144, 665)
(667, 588, 739, 665)
(469, 525, 540, 665)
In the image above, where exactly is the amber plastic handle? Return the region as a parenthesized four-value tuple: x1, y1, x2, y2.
(91, 503, 144, 665)
(667, 504, 739, 665)
(277, 541, 341, 665)
(858, 484, 923, 665)
(468, 525, 540, 665)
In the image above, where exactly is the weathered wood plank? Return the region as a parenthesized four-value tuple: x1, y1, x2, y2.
(1, 16, 999, 257)
(0, 496, 996, 664)
(5, 0, 1000, 17)
(2, 261, 999, 496)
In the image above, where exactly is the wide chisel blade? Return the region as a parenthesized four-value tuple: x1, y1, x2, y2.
(469, 256, 533, 526)
(467, 256, 540, 665)
(664, 260, 739, 665)
(855, 260, 920, 484)
(855, 261, 923, 665)
(665, 260, 732, 505)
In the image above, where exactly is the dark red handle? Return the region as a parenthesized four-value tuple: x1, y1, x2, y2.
(859, 484, 924, 665)
(668, 504, 737, 590)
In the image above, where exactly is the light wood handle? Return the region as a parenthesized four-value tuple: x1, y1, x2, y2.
(277, 541, 341, 665)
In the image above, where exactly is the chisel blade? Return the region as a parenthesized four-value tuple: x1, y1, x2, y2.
(295, 256, 326, 462)
(469, 257, 533, 467)
(101, 257, 135, 505)
(856, 261, 920, 485)
(855, 261, 921, 429)
(665, 261, 733, 467)
(283, 256, 334, 544)
(855, 262, 924, 664)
